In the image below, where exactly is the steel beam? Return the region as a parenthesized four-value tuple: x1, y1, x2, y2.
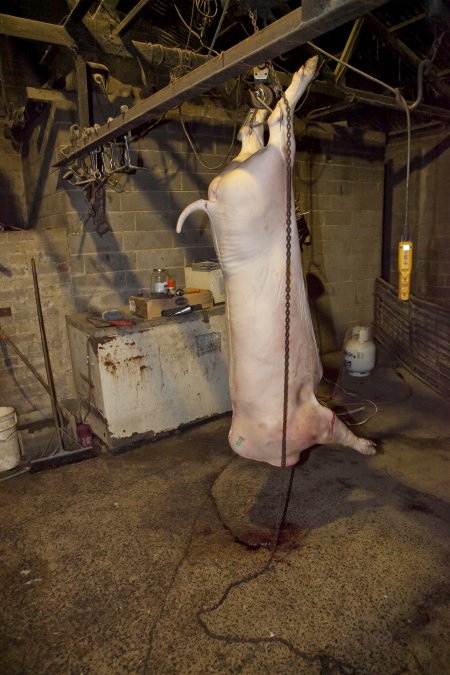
(55, 0, 390, 165)
(0, 13, 76, 48)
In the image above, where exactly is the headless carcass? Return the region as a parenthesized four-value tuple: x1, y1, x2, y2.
(177, 57, 376, 467)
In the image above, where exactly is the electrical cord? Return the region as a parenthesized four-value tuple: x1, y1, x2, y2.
(185, 0, 196, 52)
(174, 4, 220, 56)
(321, 375, 379, 426)
(178, 75, 241, 170)
(196, 0, 218, 20)
(305, 37, 445, 244)
(178, 107, 238, 170)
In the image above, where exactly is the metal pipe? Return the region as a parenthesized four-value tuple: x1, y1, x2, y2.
(31, 258, 65, 453)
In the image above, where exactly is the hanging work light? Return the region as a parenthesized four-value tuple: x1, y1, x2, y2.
(398, 240, 413, 301)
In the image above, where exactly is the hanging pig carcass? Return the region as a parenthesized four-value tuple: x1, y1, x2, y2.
(177, 57, 376, 467)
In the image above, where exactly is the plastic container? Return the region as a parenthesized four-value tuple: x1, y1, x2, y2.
(344, 326, 376, 377)
(151, 268, 168, 294)
(0, 407, 21, 472)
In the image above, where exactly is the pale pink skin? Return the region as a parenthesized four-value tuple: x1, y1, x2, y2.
(177, 57, 376, 466)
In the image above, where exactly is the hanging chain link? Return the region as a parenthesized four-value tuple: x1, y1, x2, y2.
(248, 9, 258, 32)
(281, 95, 292, 470)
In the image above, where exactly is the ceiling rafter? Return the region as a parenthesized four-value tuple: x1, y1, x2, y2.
(366, 13, 450, 100)
(388, 12, 426, 33)
(65, 0, 99, 27)
(0, 14, 76, 48)
(112, 0, 153, 37)
(0, 12, 208, 69)
(334, 16, 365, 84)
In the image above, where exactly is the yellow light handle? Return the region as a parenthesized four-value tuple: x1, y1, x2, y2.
(398, 241, 413, 301)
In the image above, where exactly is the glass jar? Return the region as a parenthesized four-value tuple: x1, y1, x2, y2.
(151, 268, 168, 294)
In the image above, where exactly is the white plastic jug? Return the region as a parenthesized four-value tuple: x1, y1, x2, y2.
(0, 407, 21, 471)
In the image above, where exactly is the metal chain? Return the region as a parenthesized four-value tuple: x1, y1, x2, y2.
(248, 9, 258, 32)
(281, 94, 292, 470)
(245, 11, 295, 557)
(246, 10, 292, 470)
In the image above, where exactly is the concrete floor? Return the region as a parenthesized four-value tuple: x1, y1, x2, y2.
(1, 355, 449, 675)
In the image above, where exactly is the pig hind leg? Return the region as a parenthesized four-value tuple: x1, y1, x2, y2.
(299, 401, 376, 456)
(329, 410, 376, 455)
(267, 56, 318, 154)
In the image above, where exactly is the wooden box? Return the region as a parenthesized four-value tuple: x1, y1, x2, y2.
(129, 290, 214, 320)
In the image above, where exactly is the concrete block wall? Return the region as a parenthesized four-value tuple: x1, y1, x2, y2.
(384, 127, 450, 306)
(53, 106, 232, 311)
(295, 123, 385, 353)
(0, 227, 76, 424)
(0, 101, 237, 427)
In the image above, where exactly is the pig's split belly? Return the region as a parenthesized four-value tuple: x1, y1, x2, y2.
(222, 250, 329, 467)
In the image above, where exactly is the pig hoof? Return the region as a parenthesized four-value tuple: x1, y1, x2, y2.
(355, 439, 377, 456)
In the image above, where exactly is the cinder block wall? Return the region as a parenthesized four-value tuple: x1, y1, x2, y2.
(0, 226, 76, 425)
(22, 103, 225, 312)
(1, 102, 385, 425)
(384, 127, 450, 306)
(295, 123, 385, 353)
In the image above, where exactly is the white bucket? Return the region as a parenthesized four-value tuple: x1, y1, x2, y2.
(0, 407, 21, 472)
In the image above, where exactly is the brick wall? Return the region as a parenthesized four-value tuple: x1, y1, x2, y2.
(295, 123, 385, 353)
(1, 99, 386, 427)
(384, 126, 450, 306)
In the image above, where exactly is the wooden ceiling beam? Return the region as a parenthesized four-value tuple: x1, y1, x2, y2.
(309, 79, 450, 122)
(54, 0, 390, 165)
(388, 13, 426, 33)
(66, 0, 99, 26)
(0, 13, 76, 48)
(0, 10, 208, 70)
(334, 16, 365, 84)
(343, 84, 450, 120)
(366, 13, 450, 100)
(112, 0, 152, 37)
